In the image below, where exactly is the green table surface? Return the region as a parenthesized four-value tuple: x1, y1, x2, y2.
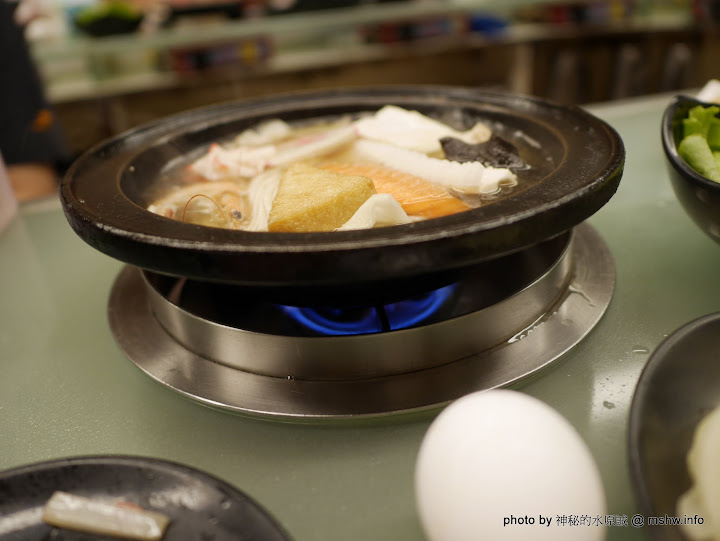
(2, 92, 718, 541)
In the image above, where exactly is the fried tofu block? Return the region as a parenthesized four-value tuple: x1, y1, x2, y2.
(268, 163, 376, 232)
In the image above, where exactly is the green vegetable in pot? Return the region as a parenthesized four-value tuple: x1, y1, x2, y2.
(679, 134, 720, 182)
(678, 105, 720, 183)
(683, 105, 720, 138)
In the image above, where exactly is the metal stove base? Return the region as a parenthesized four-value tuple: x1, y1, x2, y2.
(107, 223, 615, 421)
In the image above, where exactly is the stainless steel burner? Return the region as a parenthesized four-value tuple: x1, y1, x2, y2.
(108, 223, 614, 420)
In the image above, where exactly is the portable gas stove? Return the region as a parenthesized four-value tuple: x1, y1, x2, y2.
(60, 86, 624, 421)
(107, 223, 614, 419)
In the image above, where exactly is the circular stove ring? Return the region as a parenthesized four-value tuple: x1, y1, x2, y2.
(141, 230, 573, 381)
(108, 223, 614, 420)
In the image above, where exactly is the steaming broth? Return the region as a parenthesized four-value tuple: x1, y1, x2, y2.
(147, 106, 553, 232)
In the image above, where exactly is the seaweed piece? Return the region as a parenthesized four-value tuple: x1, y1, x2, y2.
(440, 135, 527, 169)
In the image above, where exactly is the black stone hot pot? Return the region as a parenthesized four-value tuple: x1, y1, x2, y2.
(60, 86, 625, 306)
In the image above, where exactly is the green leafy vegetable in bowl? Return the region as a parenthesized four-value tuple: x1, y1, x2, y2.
(75, 0, 139, 24)
(74, 0, 142, 36)
(678, 105, 720, 183)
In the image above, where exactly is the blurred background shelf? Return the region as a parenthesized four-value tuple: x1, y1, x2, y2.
(26, 0, 718, 155)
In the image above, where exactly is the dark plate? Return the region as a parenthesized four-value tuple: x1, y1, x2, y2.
(61, 86, 624, 291)
(0, 455, 292, 541)
(628, 313, 720, 541)
(662, 94, 720, 246)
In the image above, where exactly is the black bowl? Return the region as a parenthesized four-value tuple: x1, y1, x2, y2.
(662, 95, 720, 245)
(0, 455, 293, 540)
(628, 312, 720, 541)
(61, 86, 624, 293)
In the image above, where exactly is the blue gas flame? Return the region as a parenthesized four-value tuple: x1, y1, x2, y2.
(279, 284, 456, 336)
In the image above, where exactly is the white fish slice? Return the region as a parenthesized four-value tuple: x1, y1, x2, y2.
(233, 119, 292, 146)
(190, 143, 276, 181)
(351, 139, 516, 195)
(42, 491, 170, 541)
(245, 169, 282, 232)
(354, 105, 492, 154)
(269, 125, 356, 168)
(336, 194, 411, 231)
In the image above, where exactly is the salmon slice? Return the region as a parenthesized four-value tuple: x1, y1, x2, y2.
(319, 162, 471, 219)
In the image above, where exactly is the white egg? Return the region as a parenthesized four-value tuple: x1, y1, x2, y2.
(415, 390, 606, 541)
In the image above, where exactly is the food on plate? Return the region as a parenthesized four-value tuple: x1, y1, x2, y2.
(676, 403, 720, 541)
(42, 491, 170, 540)
(147, 106, 524, 232)
(267, 163, 376, 232)
(677, 105, 720, 183)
